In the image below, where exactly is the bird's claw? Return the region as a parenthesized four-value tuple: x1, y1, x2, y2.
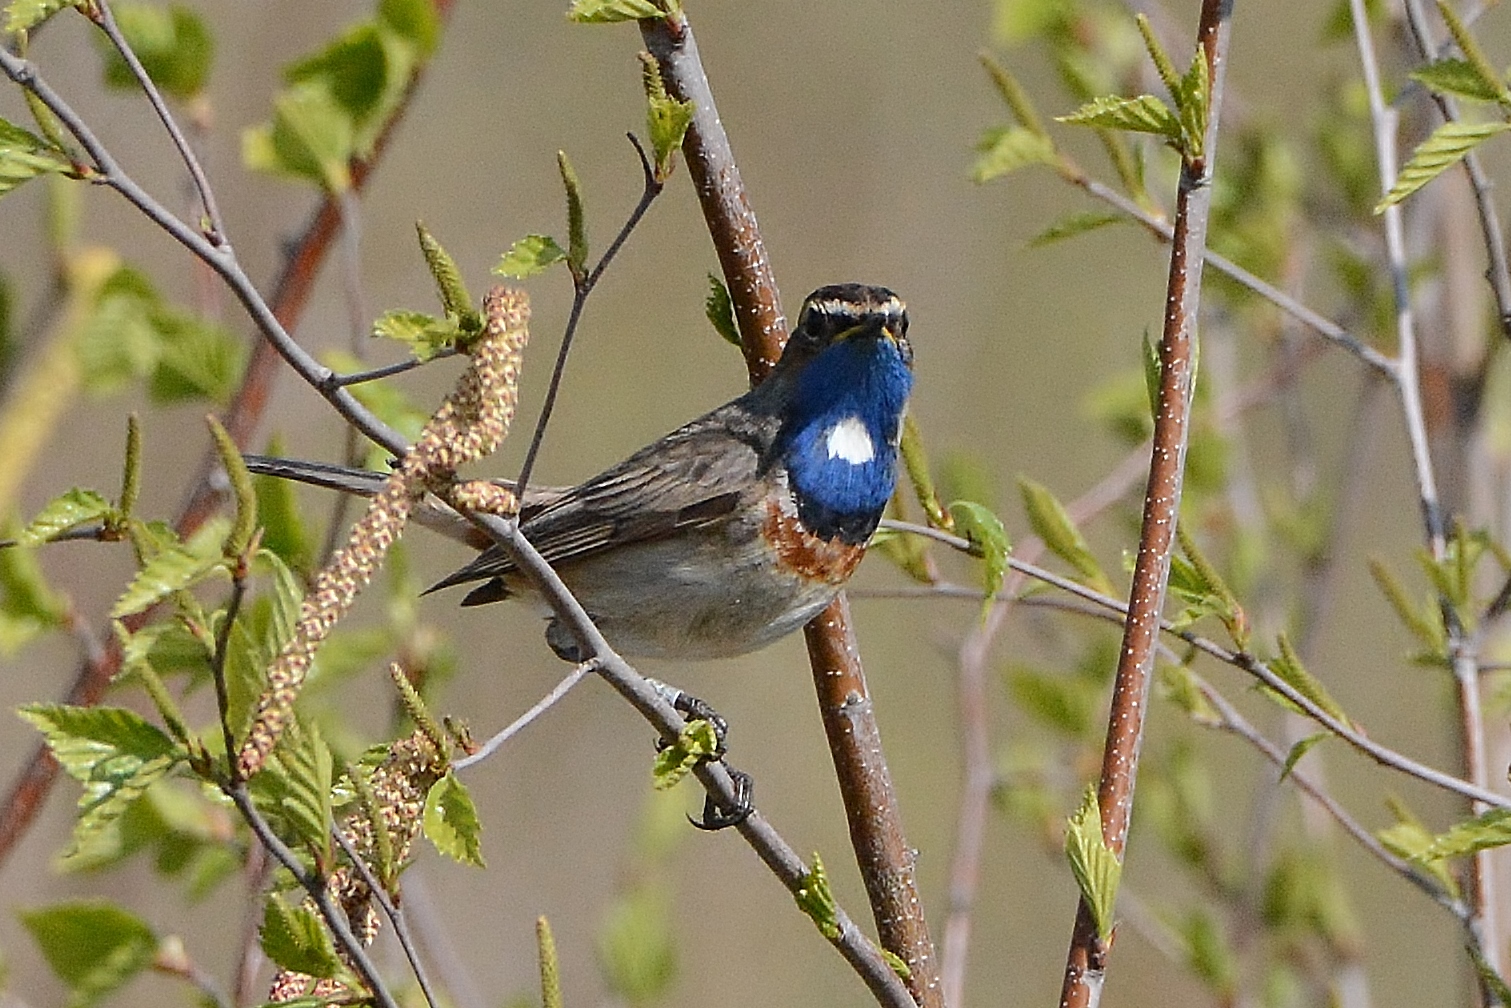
(689, 767, 754, 831)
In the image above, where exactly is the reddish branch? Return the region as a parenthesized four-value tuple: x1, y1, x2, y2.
(0, 0, 455, 872)
(641, 12, 941, 1005)
(1057, 3, 1233, 1006)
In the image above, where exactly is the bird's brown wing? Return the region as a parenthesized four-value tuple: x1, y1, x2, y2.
(425, 401, 778, 595)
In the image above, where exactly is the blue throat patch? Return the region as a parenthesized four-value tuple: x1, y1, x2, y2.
(778, 335, 913, 544)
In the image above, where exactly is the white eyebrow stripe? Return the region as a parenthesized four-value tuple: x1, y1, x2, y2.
(825, 416, 875, 464)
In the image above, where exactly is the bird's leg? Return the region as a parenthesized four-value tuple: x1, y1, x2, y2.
(646, 678, 755, 831)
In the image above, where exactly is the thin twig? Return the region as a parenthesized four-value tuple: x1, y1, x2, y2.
(226, 785, 402, 1008)
(331, 828, 441, 1008)
(0, 48, 406, 456)
(90, 0, 227, 243)
(452, 661, 596, 772)
(1349, 0, 1500, 989)
(879, 522, 1511, 811)
(211, 572, 249, 778)
(327, 350, 458, 389)
(514, 135, 663, 499)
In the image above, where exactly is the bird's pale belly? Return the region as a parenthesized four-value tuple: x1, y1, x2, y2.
(517, 518, 860, 660)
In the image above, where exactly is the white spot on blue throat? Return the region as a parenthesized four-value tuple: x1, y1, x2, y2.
(825, 416, 875, 464)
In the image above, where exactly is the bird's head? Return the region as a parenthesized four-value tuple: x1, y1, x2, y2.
(780, 284, 912, 370)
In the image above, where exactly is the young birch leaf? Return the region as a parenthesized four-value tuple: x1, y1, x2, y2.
(1065, 786, 1121, 940)
(1028, 211, 1123, 247)
(1142, 329, 1161, 422)
(18, 704, 183, 860)
(0, 116, 72, 197)
(793, 854, 841, 940)
(1264, 634, 1356, 729)
(1058, 94, 1181, 145)
(639, 52, 693, 177)
(567, 0, 663, 23)
(1377, 797, 1458, 896)
(971, 126, 1056, 182)
(241, 83, 354, 193)
(424, 770, 485, 867)
(267, 719, 335, 859)
(557, 150, 588, 278)
(19, 487, 111, 545)
(1436, 0, 1510, 106)
(1280, 732, 1327, 779)
(494, 235, 568, 278)
(415, 221, 474, 325)
(1411, 58, 1508, 103)
(705, 273, 741, 347)
(20, 900, 157, 1008)
(949, 500, 1010, 619)
(4, 0, 85, 33)
(96, 3, 215, 100)
(1018, 476, 1112, 594)
(1421, 807, 1511, 860)
(372, 309, 461, 361)
(110, 543, 221, 618)
(259, 893, 343, 979)
(1376, 121, 1511, 212)
(1174, 48, 1209, 160)
(651, 718, 719, 790)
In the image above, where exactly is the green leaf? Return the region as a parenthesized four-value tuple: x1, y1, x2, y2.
(1064, 786, 1121, 941)
(0, 529, 67, 653)
(147, 312, 244, 406)
(1157, 663, 1221, 726)
(259, 893, 344, 979)
(705, 273, 740, 347)
(1018, 476, 1112, 594)
(1173, 47, 1210, 160)
(241, 82, 354, 193)
(1028, 211, 1124, 248)
(651, 718, 719, 791)
(949, 500, 1010, 619)
(1176, 909, 1236, 996)
(20, 487, 111, 545)
(640, 52, 693, 177)
(1377, 796, 1458, 897)
(0, 116, 71, 197)
(493, 234, 568, 279)
(261, 719, 335, 858)
(1436, 0, 1510, 108)
(971, 125, 1056, 182)
(1006, 664, 1095, 737)
(1264, 633, 1356, 730)
(1280, 732, 1327, 779)
(97, 3, 214, 100)
(567, 0, 663, 23)
(424, 770, 485, 867)
(111, 541, 221, 618)
(1058, 94, 1181, 144)
(379, 0, 440, 58)
(4, 0, 85, 33)
(793, 854, 840, 940)
(372, 309, 463, 362)
(17, 705, 183, 861)
(1135, 14, 1180, 96)
(20, 901, 157, 1008)
(1411, 58, 1509, 104)
(1421, 807, 1511, 861)
(1376, 120, 1511, 212)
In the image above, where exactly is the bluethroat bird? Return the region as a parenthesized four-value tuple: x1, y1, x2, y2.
(246, 283, 913, 663)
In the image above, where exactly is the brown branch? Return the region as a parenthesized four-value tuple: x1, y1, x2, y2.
(1059, 3, 1234, 1006)
(641, 12, 940, 1004)
(0, 0, 456, 872)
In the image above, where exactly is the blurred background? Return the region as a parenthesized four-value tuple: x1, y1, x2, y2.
(3, 0, 1509, 1005)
